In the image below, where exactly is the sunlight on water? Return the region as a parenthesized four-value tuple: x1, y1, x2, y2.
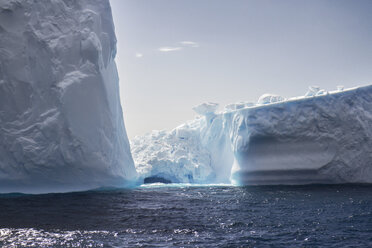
(0, 228, 116, 248)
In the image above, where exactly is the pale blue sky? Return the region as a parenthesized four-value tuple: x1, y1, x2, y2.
(110, 0, 372, 138)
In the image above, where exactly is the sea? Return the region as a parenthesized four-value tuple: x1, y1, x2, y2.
(0, 184, 371, 247)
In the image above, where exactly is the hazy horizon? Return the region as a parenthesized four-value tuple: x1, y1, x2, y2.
(110, 0, 372, 138)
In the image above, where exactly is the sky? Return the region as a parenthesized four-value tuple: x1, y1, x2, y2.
(110, 0, 372, 139)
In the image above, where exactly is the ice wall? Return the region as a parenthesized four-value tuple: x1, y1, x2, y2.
(0, 0, 137, 193)
(231, 85, 372, 185)
(132, 85, 372, 185)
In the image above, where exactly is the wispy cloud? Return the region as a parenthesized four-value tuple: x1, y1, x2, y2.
(135, 53, 143, 58)
(158, 47, 183, 52)
(157, 41, 199, 53)
(179, 41, 199, 48)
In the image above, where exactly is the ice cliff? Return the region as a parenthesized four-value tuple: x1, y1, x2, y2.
(0, 0, 136, 193)
(132, 85, 372, 185)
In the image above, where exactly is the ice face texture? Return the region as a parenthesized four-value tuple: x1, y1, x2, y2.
(131, 117, 233, 184)
(132, 85, 372, 185)
(231, 85, 372, 185)
(0, 0, 137, 193)
(131, 105, 234, 184)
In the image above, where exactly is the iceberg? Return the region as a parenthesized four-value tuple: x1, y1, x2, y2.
(132, 85, 372, 185)
(0, 0, 136, 193)
(131, 126, 216, 184)
(131, 103, 234, 184)
(231, 85, 372, 185)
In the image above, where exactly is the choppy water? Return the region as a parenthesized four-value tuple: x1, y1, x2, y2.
(1, 184, 372, 247)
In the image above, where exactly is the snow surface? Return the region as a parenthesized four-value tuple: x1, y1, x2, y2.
(257, 94, 285, 105)
(192, 102, 219, 116)
(0, 0, 136, 193)
(131, 85, 372, 185)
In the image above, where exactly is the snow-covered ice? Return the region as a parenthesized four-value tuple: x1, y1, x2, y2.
(131, 126, 215, 184)
(131, 104, 234, 184)
(132, 85, 372, 185)
(231, 85, 372, 185)
(257, 94, 285, 105)
(0, 0, 136, 193)
(192, 102, 219, 116)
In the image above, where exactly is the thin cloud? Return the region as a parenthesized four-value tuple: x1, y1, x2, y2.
(158, 47, 183, 52)
(157, 41, 199, 53)
(179, 41, 199, 48)
(135, 53, 143, 58)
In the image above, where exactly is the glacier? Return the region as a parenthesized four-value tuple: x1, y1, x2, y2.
(0, 0, 137, 193)
(131, 85, 372, 185)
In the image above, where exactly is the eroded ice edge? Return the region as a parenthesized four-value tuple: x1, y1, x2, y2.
(0, 0, 137, 193)
(131, 85, 372, 185)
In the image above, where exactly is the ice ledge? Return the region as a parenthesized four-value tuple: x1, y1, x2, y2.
(222, 84, 364, 114)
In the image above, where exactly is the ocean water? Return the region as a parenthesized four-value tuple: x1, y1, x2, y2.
(0, 184, 372, 247)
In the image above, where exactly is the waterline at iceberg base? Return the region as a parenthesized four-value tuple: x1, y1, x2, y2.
(131, 85, 372, 185)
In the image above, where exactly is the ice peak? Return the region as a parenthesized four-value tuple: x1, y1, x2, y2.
(192, 102, 219, 116)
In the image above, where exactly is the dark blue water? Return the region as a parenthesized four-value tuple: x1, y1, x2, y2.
(1, 184, 372, 247)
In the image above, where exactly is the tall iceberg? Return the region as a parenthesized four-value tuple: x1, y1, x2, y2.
(0, 0, 137, 193)
(132, 85, 372, 185)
